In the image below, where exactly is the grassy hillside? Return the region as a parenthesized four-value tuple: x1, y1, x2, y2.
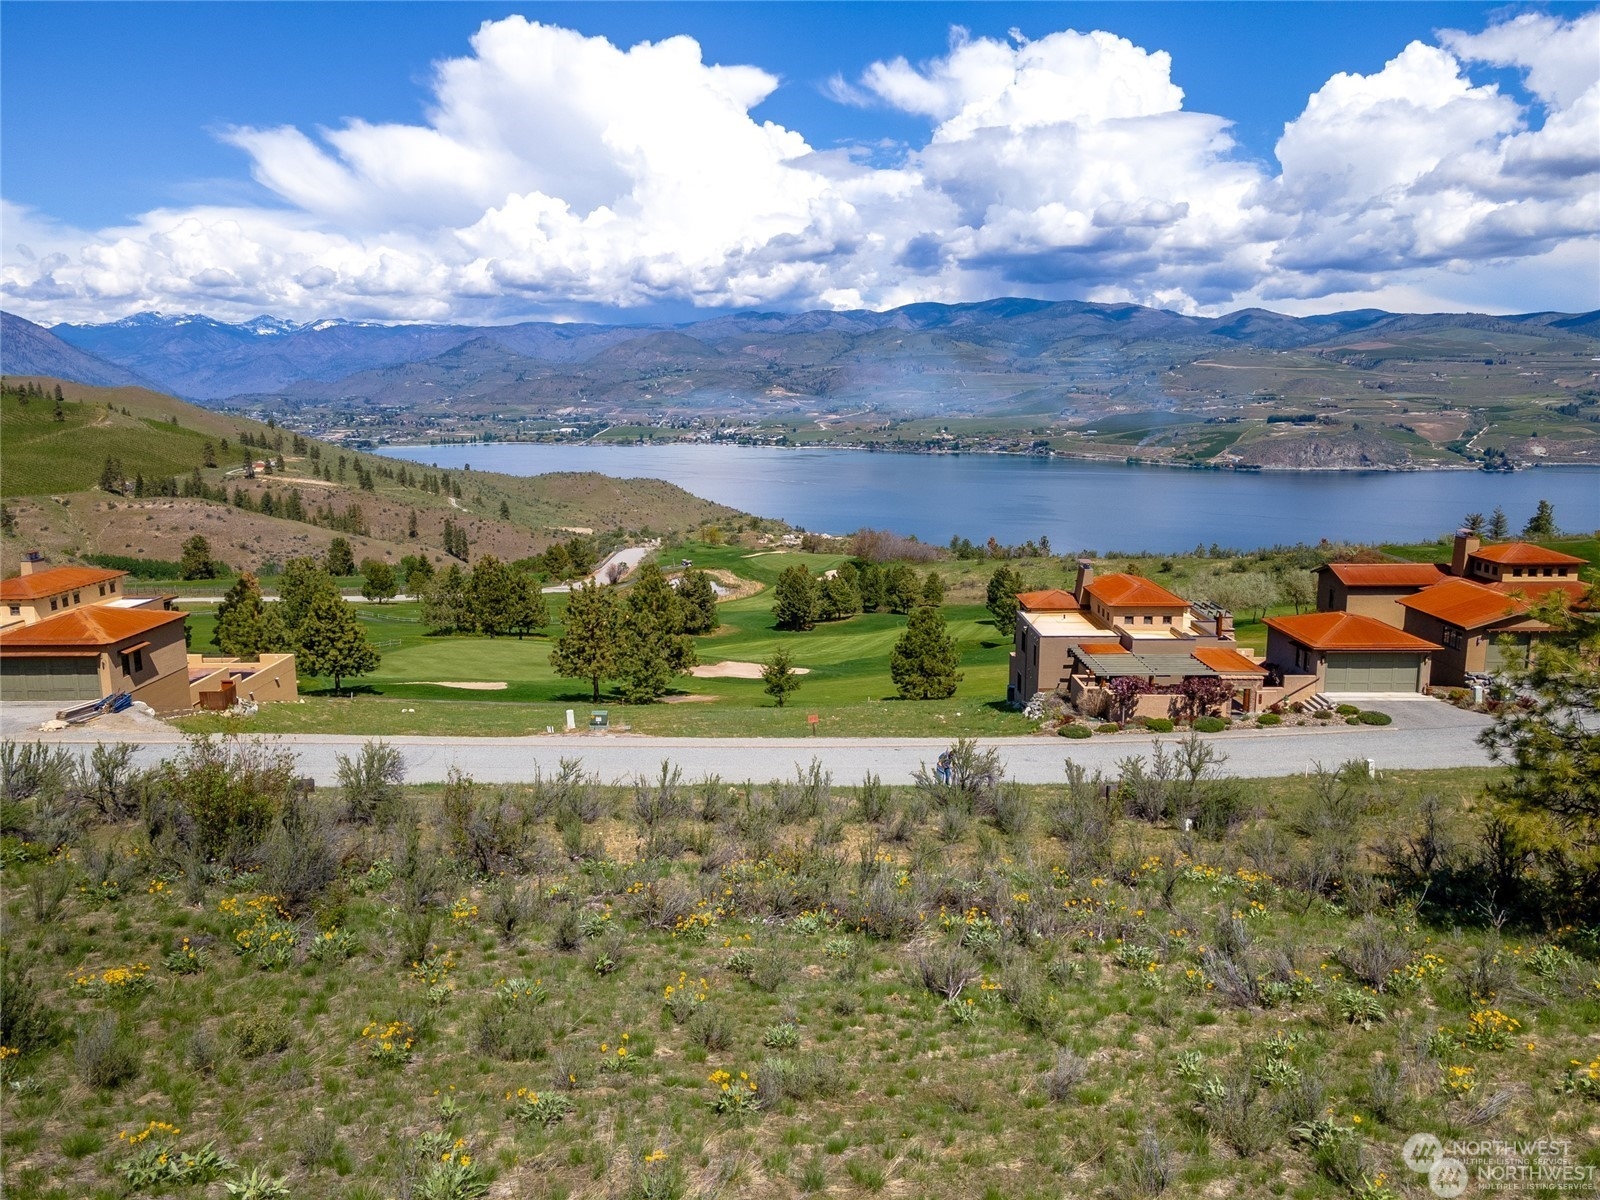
(2, 755, 1595, 1200)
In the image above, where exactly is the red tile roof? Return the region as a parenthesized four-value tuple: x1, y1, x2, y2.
(1318, 562, 1449, 588)
(1084, 573, 1189, 608)
(0, 605, 184, 651)
(1398, 579, 1527, 629)
(1471, 542, 1587, 566)
(1488, 579, 1594, 607)
(0, 566, 125, 603)
(1075, 642, 1130, 654)
(1016, 588, 1079, 611)
(1193, 646, 1268, 675)
(1265, 611, 1439, 653)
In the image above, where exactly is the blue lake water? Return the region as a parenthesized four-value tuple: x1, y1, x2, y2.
(382, 443, 1600, 553)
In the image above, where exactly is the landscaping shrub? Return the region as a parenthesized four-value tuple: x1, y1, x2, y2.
(1192, 716, 1228, 733)
(1140, 717, 1175, 733)
(1059, 723, 1092, 739)
(1095, 723, 1121, 734)
(1357, 710, 1392, 726)
(1335, 704, 1360, 716)
(1257, 713, 1282, 726)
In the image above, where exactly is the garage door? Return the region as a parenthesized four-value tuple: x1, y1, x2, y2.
(1324, 652, 1420, 692)
(1484, 634, 1531, 674)
(0, 657, 102, 702)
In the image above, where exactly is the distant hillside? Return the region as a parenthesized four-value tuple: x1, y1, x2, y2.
(40, 300, 1600, 409)
(1, 312, 153, 388)
(0, 376, 749, 577)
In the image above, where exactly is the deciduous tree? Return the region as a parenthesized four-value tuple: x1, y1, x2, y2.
(762, 649, 802, 707)
(360, 559, 397, 604)
(295, 590, 381, 691)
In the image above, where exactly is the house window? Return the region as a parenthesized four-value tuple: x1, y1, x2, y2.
(109, 581, 116, 593)
(1512, 568, 1523, 577)
(50, 598, 58, 611)
(1143, 615, 1154, 625)
(98, 585, 106, 596)
(1162, 615, 1172, 625)
(124, 649, 144, 673)
(1124, 615, 1134, 625)
(72, 592, 80, 604)
(6, 605, 17, 617)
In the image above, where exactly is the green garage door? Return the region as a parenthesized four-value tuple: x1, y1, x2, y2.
(1324, 652, 1421, 692)
(1484, 634, 1531, 674)
(0, 656, 102, 702)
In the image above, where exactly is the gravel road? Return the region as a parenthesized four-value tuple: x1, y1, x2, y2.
(0, 699, 1496, 786)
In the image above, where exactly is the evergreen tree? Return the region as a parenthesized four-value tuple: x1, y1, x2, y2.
(133, 473, 146, 498)
(98, 456, 124, 493)
(677, 568, 719, 634)
(258, 490, 278, 517)
(284, 490, 306, 522)
(498, 499, 511, 521)
(507, 568, 549, 640)
(857, 562, 885, 611)
(179, 535, 216, 581)
(401, 554, 434, 596)
(53, 384, 63, 404)
(295, 590, 380, 691)
(325, 537, 355, 577)
(213, 573, 291, 657)
(276, 557, 338, 633)
(466, 554, 520, 636)
(0, 503, 14, 536)
(773, 564, 820, 631)
(617, 562, 696, 702)
(883, 563, 921, 614)
(551, 580, 619, 702)
(1522, 500, 1557, 539)
(762, 648, 802, 708)
(421, 564, 471, 633)
(890, 605, 963, 700)
(1489, 506, 1510, 539)
(985, 564, 1025, 632)
(819, 571, 862, 622)
(360, 558, 398, 604)
(1463, 512, 1487, 536)
(921, 570, 946, 607)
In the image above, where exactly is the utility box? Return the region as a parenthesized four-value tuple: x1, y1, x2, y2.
(590, 710, 609, 729)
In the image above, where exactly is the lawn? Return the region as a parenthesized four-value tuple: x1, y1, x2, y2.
(178, 545, 1035, 738)
(3, 752, 1596, 1200)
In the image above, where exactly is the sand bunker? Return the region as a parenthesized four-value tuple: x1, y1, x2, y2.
(690, 661, 811, 680)
(661, 694, 719, 704)
(411, 681, 509, 690)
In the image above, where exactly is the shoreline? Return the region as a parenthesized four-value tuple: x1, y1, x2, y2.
(376, 437, 1594, 475)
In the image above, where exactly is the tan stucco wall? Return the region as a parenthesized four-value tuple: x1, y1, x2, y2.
(187, 653, 299, 706)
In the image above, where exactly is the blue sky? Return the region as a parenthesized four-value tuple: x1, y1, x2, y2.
(2, 2, 1596, 324)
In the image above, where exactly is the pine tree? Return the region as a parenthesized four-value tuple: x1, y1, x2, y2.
(857, 562, 885, 611)
(883, 563, 921, 614)
(325, 537, 355, 577)
(761, 648, 802, 708)
(921, 570, 946, 607)
(551, 580, 619, 703)
(422, 564, 471, 633)
(284, 490, 306, 522)
(408, 509, 418, 539)
(180, 535, 216, 581)
(819, 572, 862, 622)
(616, 562, 696, 702)
(498, 499, 511, 521)
(773, 564, 820, 631)
(213, 573, 290, 657)
(677, 568, 719, 634)
(985, 564, 1025, 632)
(295, 590, 380, 691)
(507, 569, 549, 640)
(1522, 500, 1557, 539)
(98, 456, 124, 494)
(466, 554, 520, 636)
(890, 606, 963, 700)
(276, 557, 338, 633)
(1489, 506, 1510, 539)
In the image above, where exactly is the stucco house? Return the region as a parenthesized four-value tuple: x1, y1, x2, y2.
(1395, 578, 1555, 686)
(1009, 561, 1263, 714)
(1264, 611, 1438, 694)
(0, 561, 132, 631)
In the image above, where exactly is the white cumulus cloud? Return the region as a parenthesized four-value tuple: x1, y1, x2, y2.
(2, 13, 1595, 325)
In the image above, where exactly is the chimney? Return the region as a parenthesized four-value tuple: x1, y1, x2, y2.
(1074, 558, 1095, 604)
(1450, 530, 1480, 577)
(19, 551, 42, 576)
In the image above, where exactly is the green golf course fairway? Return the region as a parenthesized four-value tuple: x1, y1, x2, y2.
(179, 543, 1035, 737)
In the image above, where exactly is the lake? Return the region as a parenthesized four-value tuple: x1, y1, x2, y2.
(381, 443, 1600, 553)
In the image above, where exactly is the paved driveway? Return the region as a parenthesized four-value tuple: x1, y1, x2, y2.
(0, 698, 1497, 786)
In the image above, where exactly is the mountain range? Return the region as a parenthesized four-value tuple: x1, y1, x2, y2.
(3, 301, 1596, 420)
